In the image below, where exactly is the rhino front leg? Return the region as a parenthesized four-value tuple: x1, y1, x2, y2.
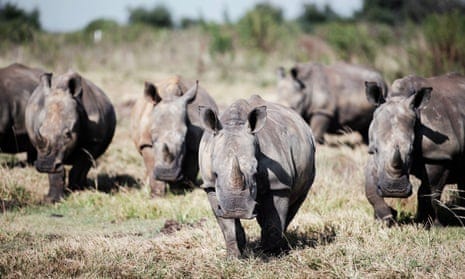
(365, 160, 397, 226)
(26, 145, 37, 165)
(207, 191, 245, 257)
(257, 190, 289, 254)
(141, 147, 166, 197)
(46, 170, 66, 203)
(68, 156, 92, 191)
(310, 114, 331, 144)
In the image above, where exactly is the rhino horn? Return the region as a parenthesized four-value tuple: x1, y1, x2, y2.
(392, 146, 403, 169)
(230, 156, 244, 190)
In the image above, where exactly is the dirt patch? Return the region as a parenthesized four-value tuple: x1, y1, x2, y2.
(160, 218, 207, 235)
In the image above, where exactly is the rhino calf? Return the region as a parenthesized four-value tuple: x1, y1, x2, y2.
(25, 71, 116, 202)
(199, 95, 315, 257)
(130, 76, 218, 197)
(277, 62, 387, 144)
(0, 63, 45, 164)
(365, 73, 465, 227)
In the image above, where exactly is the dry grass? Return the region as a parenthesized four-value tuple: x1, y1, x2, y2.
(1, 30, 465, 278)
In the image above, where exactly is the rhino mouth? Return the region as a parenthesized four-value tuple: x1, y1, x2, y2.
(377, 180, 412, 198)
(154, 166, 183, 182)
(214, 204, 257, 219)
(35, 156, 63, 173)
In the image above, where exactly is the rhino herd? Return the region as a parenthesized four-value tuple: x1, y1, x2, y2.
(1, 62, 465, 257)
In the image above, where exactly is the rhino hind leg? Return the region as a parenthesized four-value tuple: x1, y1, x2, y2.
(416, 165, 449, 228)
(310, 114, 331, 144)
(46, 171, 66, 203)
(256, 191, 289, 254)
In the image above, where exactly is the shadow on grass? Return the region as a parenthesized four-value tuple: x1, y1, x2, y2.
(86, 173, 141, 193)
(394, 203, 465, 227)
(243, 224, 337, 260)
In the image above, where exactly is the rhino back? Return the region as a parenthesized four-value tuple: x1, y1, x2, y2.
(248, 96, 315, 198)
(78, 78, 116, 158)
(0, 63, 43, 134)
(415, 74, 465, 161)
(327, 63, 384, 126)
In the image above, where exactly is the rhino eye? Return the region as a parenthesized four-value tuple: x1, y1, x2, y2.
(368, 146, 377, 154)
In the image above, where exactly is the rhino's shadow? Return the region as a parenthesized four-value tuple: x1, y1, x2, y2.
(243, 225, 336, 260)
(86, 174, 141, 193)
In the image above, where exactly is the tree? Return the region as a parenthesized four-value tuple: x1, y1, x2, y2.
(128, 5, 173, 28)
(297, 3, 340, 32)
(0, 3, 41, 43)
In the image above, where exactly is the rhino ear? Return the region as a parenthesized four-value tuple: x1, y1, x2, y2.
(248, 106, 267, 134)
(67, 74, 83, 98)
(144, 81, 161, 105)
(409, 87, 432, 110)
(199, 106, 221, 134)
(40, 73, 52, 95)
(365, 81, 385, 106)
(277, 67, 286, 79)
(182, 80, 198, 103)
(290, 67, 305, 91)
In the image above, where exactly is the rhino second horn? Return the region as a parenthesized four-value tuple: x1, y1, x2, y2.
(230, 156, 245, 190)
(162, 143, 174, 163)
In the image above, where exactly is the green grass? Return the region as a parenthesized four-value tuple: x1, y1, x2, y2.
(1, 25, 465, 277)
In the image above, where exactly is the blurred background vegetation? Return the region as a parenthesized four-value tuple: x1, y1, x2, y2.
(1, 0, 465, 84)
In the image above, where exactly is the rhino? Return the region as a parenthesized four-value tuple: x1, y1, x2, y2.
(130, 76, 218, 197)
(0, 63, 45, 164)
(365, 72, 465, 227)
(198, 95, 316, 257)
(277, 62, 388, 144)
(25, 71, 116, 202)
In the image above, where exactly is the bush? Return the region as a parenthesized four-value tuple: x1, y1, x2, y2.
(236, 3, 284, 51)
(128, 5, 173, 28)
(422, 10, 465, 74)
(0, 3, 41, 43)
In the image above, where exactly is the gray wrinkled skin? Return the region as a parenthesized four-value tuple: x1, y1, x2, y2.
(25, 71, 116, 202)
(130, 76, 218, 197)
(277, 62, 387, 144)
(199, 95, 315, 257)
(365, 73, 465, 227)
(0, 63, 44, 164)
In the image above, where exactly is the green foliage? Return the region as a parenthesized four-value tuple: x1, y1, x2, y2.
(203, 23, 233, 56)
(128, 5, 173, 28)
(422, 10, 465, 74)
(84, 18, 119, 33)
(316, 22, 376, 63)
(356, 0, 465, 25)
(236, 2, 284, 51)
(297, 4, 340, 32)
(0, 3, 41, 43)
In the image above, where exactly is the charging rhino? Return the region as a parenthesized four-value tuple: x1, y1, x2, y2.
(25, 71, 116, 202)
(130, 76, 218, 197)
(277, 62, 387, 144)
(0, 63, 45, 163)
(198, 95, 315, 257)
(365, 72, 465, 227)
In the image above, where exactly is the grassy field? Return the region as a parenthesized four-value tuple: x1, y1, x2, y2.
(1, 69, 464, 278)
(1, 27, 465, 277)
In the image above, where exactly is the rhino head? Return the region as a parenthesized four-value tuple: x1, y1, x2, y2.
(365, 81, 432, 198)
(34, 72, 82, 173)
(199, 101, 267, 219)
(144, 81, 198, 182)
(276, 66, 307, 115)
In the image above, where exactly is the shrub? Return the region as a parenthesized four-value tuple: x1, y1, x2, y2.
(422, 10, 465, 74)
(236, 3, 284, 52)
(128, 5, 173, 28)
